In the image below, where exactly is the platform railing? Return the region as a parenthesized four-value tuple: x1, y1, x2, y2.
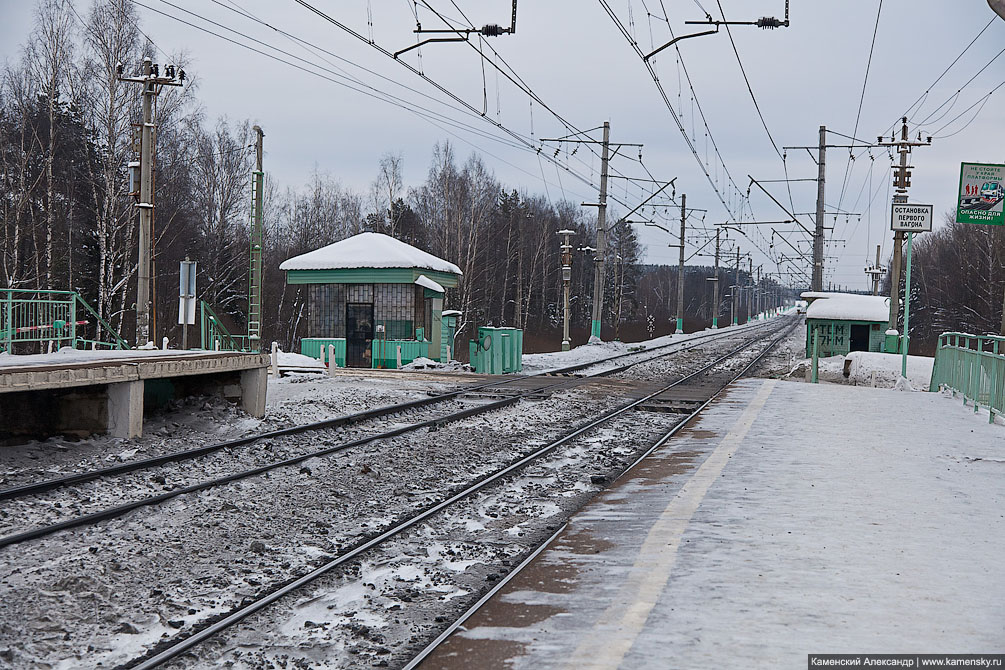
(930, 332, 1005, 423)
(200, 301, 255, 352)
(0, 289, 127, 353)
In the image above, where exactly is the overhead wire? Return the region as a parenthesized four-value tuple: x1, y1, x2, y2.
(132, 0, 595, 201)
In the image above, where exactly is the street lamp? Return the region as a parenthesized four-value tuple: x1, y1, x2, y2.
(558, 229, 575, 352)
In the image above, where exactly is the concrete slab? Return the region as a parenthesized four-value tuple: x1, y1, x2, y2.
(421, 379, 1005, 669)
(0, 350, 269, 439)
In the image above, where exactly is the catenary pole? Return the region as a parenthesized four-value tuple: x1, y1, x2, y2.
(118, 58, 183, 346)
(711, 229, 720, 329)
(676, 193, 686, 334)
(812, 125, 826, 291)
(590, 121, 611, 342)
(248, 126, 265, 349)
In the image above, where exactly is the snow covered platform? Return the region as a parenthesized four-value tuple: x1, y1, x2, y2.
(0, 349, 269, 439)
(423, 379, 1005, 668)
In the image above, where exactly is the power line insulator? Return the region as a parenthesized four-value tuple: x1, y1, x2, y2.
(480, 24, 506, 36)
(756, 16, 783, 29)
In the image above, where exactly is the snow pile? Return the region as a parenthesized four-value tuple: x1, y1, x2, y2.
(400, 356, 468, 371)
(279, 232, 462, 275)
(275, 350, 326, 372)
(808, 351, 933, 389)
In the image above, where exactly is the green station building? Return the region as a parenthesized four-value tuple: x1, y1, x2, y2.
(801, 292, 890, 358)
(280, 232, 462, 368)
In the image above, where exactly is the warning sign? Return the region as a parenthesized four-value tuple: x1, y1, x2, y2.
(957, 162, 1005, 226)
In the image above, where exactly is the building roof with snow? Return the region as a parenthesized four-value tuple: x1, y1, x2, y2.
(281, 232, 461, 288)
(801, 292, 889, 322)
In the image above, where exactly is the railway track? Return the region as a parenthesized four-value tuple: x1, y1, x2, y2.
(0, 320, 782, 550)
(0, 319, 773, 504)
(115, 316, 797, 670)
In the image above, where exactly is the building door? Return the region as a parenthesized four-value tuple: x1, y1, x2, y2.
(346, 303, 374, 368)
(849, 324, 870, 352)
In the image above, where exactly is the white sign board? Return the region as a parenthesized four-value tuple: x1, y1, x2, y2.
(891, 204, 933, 233)
(178, 260, 197, 325)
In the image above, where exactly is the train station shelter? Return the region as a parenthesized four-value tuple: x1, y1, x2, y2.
(280, 232, 462, 368)
(801, 291, 890, 357)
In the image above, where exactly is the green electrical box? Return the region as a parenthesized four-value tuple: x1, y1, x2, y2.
(469, 326, 523, 374)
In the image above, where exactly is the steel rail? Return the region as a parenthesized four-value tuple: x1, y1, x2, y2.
(401, 317, 799, 669)
(0, 320, 774, 503)
(122, 317, 794, 670)
(0, 322, 781, 550)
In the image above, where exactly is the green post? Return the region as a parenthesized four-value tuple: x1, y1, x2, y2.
(676, 317, 684, 334)
(712, 315, 718, 329)
(69, 294, 78, 349)
(811, 326, 820, 384)
(901, 232, 914, 379)
(591, 319, 601, 340)
(4, 290, 11, 353)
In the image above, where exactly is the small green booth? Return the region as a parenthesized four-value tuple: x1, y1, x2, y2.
(280, 232, 462, 369)
(801, 291, 890, 357)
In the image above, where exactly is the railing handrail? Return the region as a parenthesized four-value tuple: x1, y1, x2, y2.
(73, 293, 128, 349)
(0, 288, 126, 351)
(931, 330, 1005, 422)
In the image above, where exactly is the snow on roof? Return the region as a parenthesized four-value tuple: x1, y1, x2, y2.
(441, 309, 462, 316)
(279, 232, 462, 275)
(805, 293, 889, 322)
(414, 274, 444, 293)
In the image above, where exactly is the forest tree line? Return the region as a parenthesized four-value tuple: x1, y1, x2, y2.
(2, 0, 785, 357)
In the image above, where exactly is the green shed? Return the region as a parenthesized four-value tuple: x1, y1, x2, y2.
(280, 232, 462, 368)
(801, 292, 890, 358)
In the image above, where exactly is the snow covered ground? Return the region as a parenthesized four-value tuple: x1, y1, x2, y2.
(428, 378, 1005, 668)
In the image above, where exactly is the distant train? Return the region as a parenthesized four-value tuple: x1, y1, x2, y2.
(980, 181, 1003, 205)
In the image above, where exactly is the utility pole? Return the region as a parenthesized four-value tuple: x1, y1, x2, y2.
(558, 229, 575, 351)
(812, 125, 827, 291)
(710, 229, 721, 328)
(733, 248, 740, 326)
(747, 257, 753, 322)
(865, 244, 885, 295)
(591, 121, 611, 342)
(878, 117, 932, 351)
(541, 123, 644, 342)
(676, 193, 686, 334)
(118, 58, 184, 347)
(248, 126, 265, 350)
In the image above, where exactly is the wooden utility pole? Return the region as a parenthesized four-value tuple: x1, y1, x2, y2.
(676, 193, 686, 334)
(118, 58, 183, 346)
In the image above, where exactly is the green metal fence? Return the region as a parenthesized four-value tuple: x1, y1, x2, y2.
(930, 332, 1005, 423)
(0, 289, 127, 353)
(200, 301, 256, 352)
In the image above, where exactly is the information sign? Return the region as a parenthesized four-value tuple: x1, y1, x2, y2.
(891, 204, 933, 232)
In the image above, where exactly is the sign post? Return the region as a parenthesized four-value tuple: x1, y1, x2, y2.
(891, 204, 932, 381)
(178, 258, 197, 350)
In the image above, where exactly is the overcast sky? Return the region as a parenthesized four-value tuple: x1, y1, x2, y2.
(2, 0, 1003, 290)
